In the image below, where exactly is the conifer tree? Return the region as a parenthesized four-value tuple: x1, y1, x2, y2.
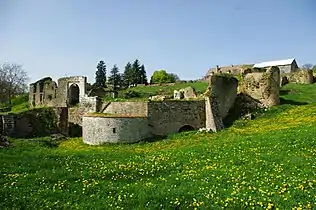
(95, 60, 107, 87)
(123, 62, 133, 87)
(108, 64, 120, 90)
(139, 64, 147, 84)
(131, 59, 141, 85)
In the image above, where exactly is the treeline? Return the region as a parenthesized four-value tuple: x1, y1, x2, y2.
(94, 59, 147, 90)
(93, 59, 180, 90)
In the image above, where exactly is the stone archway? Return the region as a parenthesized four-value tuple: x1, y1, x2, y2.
(68, 84, 80, 106)
(178, 125, 195, 133)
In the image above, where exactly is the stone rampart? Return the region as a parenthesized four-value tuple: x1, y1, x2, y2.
(147, 101, 206, 136)
(82, 115, 150, 144)
(101, 101, 148, 116)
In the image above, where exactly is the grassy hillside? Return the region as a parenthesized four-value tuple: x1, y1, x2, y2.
(0, 94, 29, 114)
(128, 82, 208, 97)
(108, 82, 209, 101)
(1, 84, 316, 209)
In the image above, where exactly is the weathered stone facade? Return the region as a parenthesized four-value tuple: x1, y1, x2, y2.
(27, 71, 284, 144)
(147, 101, 206, 136)
(0, 107, 68, 138)
(29, 77, 57, 108)
(82, 115, 150, 144)
(204, 75, 238, 132)
(253, 59, 299, 74)
(101, 102, 148, 116)
(282, 70, 313, 85)
(96, 100, 206, 137)
(239, 66, 280, 107)
(203, 64, 254, 80)
(29, 76, 95, 108)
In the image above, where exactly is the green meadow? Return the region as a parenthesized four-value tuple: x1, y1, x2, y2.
(0, 83, 316, 209)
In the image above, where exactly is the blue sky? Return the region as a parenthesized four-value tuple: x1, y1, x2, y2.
(1, 0, 315, 84)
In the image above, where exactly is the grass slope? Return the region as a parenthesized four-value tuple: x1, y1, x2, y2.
(0, 94, 29, 114)
(110, 82, 208, 101)
(1, 84, 316, 209)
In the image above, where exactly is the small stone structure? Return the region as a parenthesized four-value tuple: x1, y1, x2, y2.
(83, 114, 150, 144)
(173, 86, 198, 100)
(282, 69, 313, 85)
(253, 58, 298, 73)
(203, 64, 253, 80)
(239, 66, 280, 107)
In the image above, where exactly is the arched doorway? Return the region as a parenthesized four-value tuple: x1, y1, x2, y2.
(178, 125, 195, 133)
(68, 84, 80, 106)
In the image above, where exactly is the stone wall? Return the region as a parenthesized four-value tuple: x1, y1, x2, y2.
(56, 76, 87, 107)
(207, 75, 238, 118)
(147, 101, 206, 136)
(239, 66, 280, 107)
(101, 101, 148, 116)
(82, 115, 150, 144)
(278, 64, 293, 74)
(29, 77, 58, 108)
(0, 107, 67, 138)
(204, 75, 238, 132)
(282, 69, 313, 85)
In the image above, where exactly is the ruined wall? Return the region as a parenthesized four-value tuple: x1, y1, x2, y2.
(147, 101, 206, 136)
(207, 75, 238, 118)
(278, 64, 293, 74)
(82, 115, 150, 145)
(29, 77, 57, 108)
(67, 96, 101, 127)
(101, 101, 148, 116)
(56, 76, 87, 107)
(204, 75, 238, 132)
(239, 66, 280, 107)
(0, 107, 67, 138)
(282, 70, 313, 85)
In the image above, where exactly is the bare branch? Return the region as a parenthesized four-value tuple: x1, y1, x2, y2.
(0, 62, 29, 104)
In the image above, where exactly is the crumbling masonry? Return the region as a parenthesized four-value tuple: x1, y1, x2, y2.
(24, 67, 281, 144)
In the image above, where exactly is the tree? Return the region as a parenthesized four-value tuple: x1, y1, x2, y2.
(168, 73, 180, 82)
(150, 70, 179, 84)
(95, 60, 107, 87)
(0, 62, 28, 105)
(108, 64, 121, 91)
(301, 63, 313, 70)
(117, 73, 126, 89)
(139, 65, 148, 84)
(131, 59, 141, 85)
(123, 62, 133, 87)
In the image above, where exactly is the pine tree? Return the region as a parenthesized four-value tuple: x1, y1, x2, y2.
(95, 60, 107, 87)
(123, 62, 133, 87)
(108, 64, 120, 91)
(139, 64, 147, 84)
(131, 59, 141, 85)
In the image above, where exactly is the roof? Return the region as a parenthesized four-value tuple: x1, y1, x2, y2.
(253, 58, 295, 68)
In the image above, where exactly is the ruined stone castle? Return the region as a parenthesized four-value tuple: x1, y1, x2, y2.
(25, 65, 283, 145)
(2, 62, 309, 145)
